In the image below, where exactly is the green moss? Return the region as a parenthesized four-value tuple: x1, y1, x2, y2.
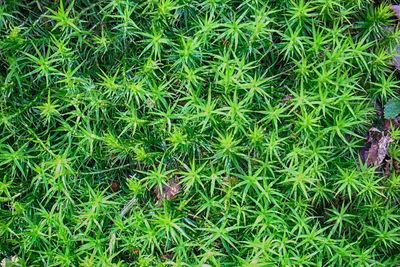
(1, 0, 400, 266)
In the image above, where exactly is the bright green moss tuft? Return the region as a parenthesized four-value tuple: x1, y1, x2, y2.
(1, 0, 400, 266)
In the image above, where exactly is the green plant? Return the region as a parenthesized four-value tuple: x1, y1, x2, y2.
(1, 0, 400, 266)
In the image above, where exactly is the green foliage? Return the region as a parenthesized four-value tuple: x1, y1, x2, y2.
(1, 0, 400, 266)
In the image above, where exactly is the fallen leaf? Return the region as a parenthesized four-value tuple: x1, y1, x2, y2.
(154, 177, 181, 203)
(392, 5, 400, 19)
(360, 128, 392, 167)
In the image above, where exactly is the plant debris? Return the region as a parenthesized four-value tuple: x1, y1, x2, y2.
(1, 256, 19, 267)
(391, 5, 400, 19)
(160, 253, 173, 261)
(154, 177, 181, 204)
(282, 95, 294, 104)
(110, 181, 120, 192)
(383, 117, 400, 131)
(360, 128, 392, 167)
(375, 100, 384, 117)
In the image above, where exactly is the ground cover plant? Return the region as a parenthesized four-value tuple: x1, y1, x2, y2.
(1, 0, 400, 266)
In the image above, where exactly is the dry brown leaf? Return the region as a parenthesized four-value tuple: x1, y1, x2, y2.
(154, 177, 181, 203)
(361, 128, 392, 167)
(392, 5, 400, 19)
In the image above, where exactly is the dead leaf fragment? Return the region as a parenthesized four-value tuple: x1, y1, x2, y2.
(384, 159, 392, 177)
(1, 256, 19, 267)
(282, 95, 293, 104)
(360, 128, 392, 167)
(392, 5, 400, 19)
(154, 177, 181, 203)
(394, 161, 400, 172)
(392, 47, 400, 71)
(110, 181, 120, 192)
(160, 253, 173, 260)
(375, 100, 384, 118)
(383, 117, 400, 131)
